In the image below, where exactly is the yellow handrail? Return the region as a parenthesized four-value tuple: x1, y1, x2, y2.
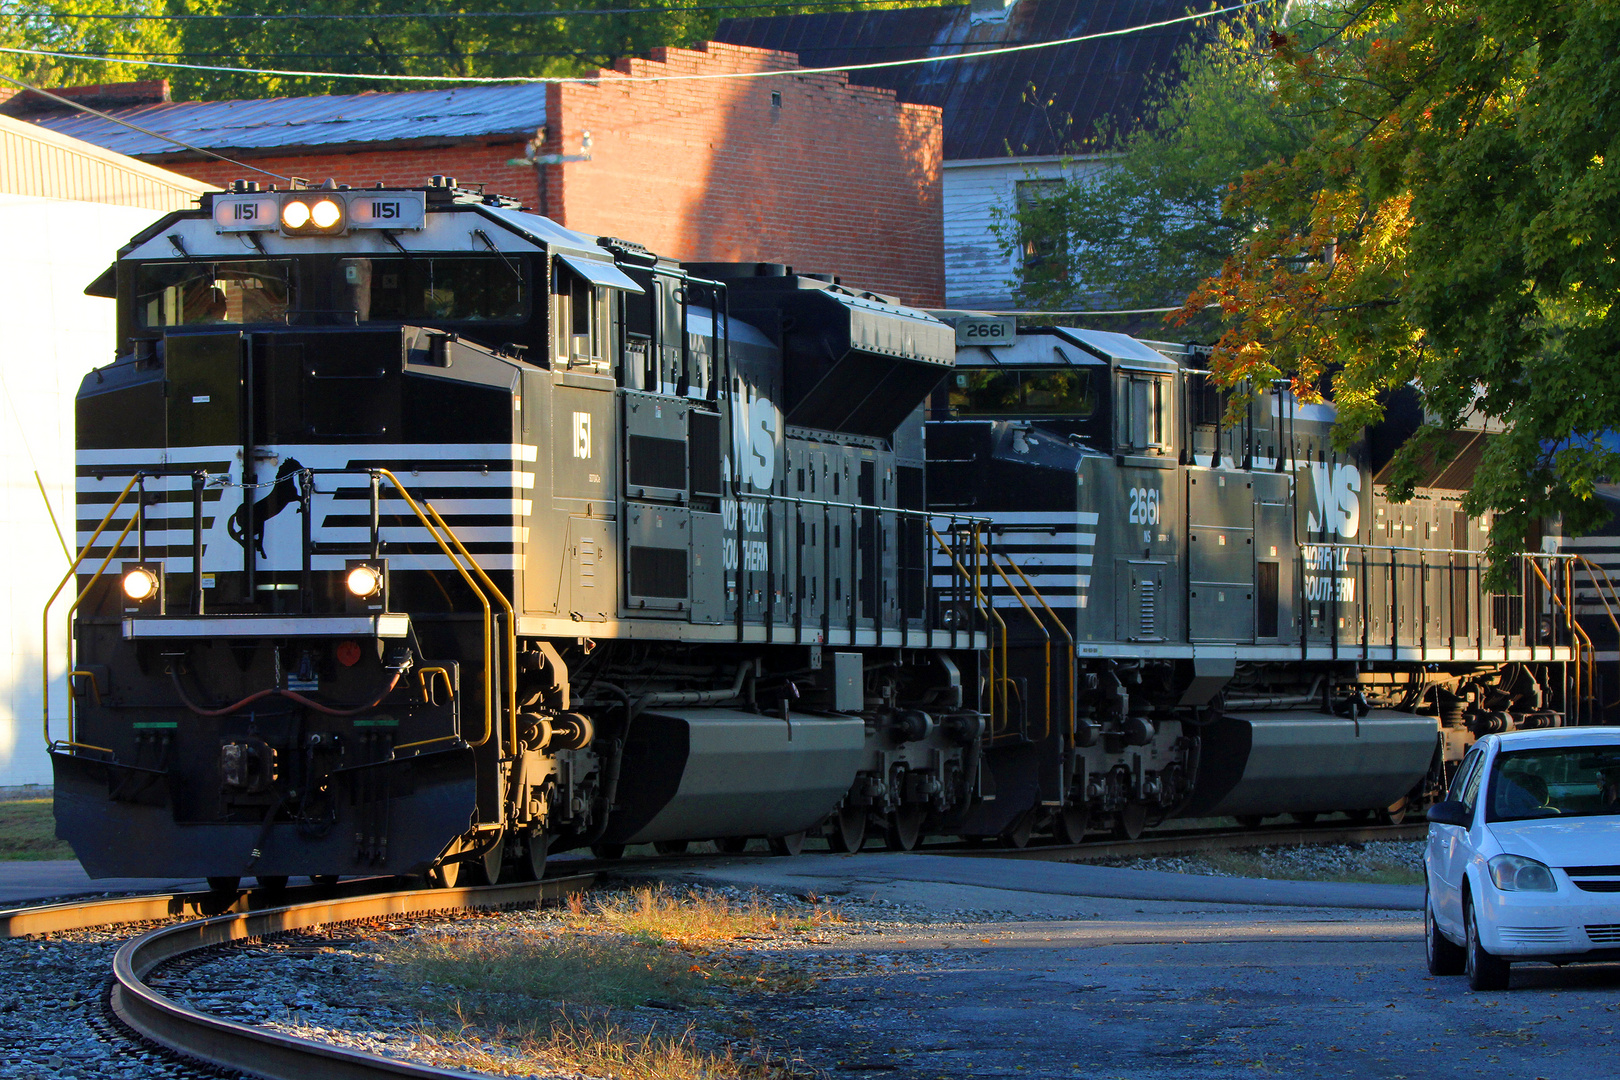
(373, 469, 496, 750)
(1528, 557, 1594, 722)
(1570, 555, 1620, 709)
(998, 552, 1078, 744)
(985, 559, 1051, 740)
(42, 475, 138, 751)
(424, 501, 518, 756)
(973, 534, 1015, 735)
(930, 523, 1006, 732)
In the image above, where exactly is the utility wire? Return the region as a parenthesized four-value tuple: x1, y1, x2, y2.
(1, 0, 915, 19)
(0, 70, 290, 179)
(0, 1, 1265, 85)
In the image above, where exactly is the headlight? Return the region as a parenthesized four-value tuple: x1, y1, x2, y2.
(122, 567, 159, 602)
(310, 198, 342, 228)
(281, 200, 311, 229)
(346, 564, 382, 598)
(1488, 853, 1557, 892)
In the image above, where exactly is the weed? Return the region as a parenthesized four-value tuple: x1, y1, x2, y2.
(0, 800, 73, 861)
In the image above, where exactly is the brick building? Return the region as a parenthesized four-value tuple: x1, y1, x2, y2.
(18, 44, 944, 305)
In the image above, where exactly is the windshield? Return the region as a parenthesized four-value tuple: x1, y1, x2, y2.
(337, 256, 525, 322)
(948, 367, 1096, 417)
(136, 260, 293, 327)
(1486, 744, 1620, 821)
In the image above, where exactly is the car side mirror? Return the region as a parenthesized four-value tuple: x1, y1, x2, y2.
(1426, 800, 1472, 827)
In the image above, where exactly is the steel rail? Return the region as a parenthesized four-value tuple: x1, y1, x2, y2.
(0, 876, 403, 939)
(110, 874, 595, 1080)
(928, 821, 1428, 862)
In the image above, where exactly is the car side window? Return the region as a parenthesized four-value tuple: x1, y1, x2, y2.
(1460, 753, 1487, 813)
(1449, 751, 1481, 802)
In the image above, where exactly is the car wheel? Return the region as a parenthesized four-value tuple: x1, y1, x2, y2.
(1464, 896, 1511, 991)
(1425, 883, 1465, 976)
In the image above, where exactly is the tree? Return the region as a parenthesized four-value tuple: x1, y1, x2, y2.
(989, 5, 1313, 337)
(2, 1, 944, 101)
(0, 0, 175, 89)
(1186, 1, 1620, 574)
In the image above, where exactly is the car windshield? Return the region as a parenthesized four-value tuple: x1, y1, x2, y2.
(1486, 744, 1620, 822)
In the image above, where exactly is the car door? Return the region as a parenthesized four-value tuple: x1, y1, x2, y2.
(1431, 747, 1486, 935)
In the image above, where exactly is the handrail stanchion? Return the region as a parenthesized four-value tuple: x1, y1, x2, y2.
(424, 502, 518, 756)
(1000, 551, 1076, 745)
(373, 469, 495, 750)
(42, 475, 138, 751)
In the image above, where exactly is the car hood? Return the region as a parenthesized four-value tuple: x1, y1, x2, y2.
(1487, 817, 1620, 868)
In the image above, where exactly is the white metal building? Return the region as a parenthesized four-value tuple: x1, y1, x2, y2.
(0, 115, 213, 787)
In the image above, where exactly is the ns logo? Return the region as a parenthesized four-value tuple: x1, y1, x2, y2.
(1304, 462, 1362, 539)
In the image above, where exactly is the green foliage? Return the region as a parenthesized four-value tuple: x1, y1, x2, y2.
(989, 5, 1314, 336)
(1195, 1, 1620, 580)
(1, 1, 941, 101)
(0, 0, 176, 89)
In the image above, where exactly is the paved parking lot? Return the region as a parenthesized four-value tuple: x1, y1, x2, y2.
(676, 854, 1620, 1079)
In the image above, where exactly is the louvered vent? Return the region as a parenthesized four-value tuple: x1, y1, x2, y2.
(1139, 580, 1156, 639)
(1586, 924, 1620, 944)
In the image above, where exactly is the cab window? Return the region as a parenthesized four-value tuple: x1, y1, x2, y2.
(948, 367, 1095, 417)
(552, 262, 608, 368)
(337, 256, 525, 323)
(136, 260, 293, 327)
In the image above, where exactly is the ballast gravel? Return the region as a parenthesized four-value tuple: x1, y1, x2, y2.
(1086, 839, 1427, 880)
(0, 923, 224, 1080)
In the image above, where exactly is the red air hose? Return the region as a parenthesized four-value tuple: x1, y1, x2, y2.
(169, 668, 402, 718)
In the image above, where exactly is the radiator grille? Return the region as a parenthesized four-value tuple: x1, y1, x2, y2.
(628, 434, 686, 490)
(629, 545, 687, 599)
(1573, 879, 1620, 893)
(1585, 924, 1620, 945)
(688, 410, 722, 497)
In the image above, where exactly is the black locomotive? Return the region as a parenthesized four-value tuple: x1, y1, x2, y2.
(47, 179, 1577, 886)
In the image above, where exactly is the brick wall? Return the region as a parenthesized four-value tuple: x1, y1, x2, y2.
(144, 41, 944, 306)
(170, 141, 541, 210)
(551, 43, 943, 305)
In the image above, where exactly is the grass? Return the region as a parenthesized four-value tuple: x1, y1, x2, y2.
(1089, 846, 1425, 886)
(0, 800, 73, 861)
(381, 886, 837, 1079)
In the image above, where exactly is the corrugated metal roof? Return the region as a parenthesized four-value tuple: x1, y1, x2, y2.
(32, 84, 548, 158)
(715, 0, 1230, 160)
(0, 114, 215, 211)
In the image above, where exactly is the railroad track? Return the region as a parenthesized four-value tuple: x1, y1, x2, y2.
(112, 875, 593, 1080)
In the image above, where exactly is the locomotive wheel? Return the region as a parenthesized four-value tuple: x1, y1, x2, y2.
(471, 833, 505, 885)
(1344, 809, 1373, 823)
(1053, 805, 1089, 845)
(1377, 798, 1409, 826)
(206, 877, 240, 894)
(999, 809, 1036, 849)
(768, 831, 806, 857)
(1113, 804, 1148, 841)
(428, 860, 462, 889)
(255, 875, 289, 893)
(826, 804, 867, 853)
(884, 806, 926, 852)
(716, 837, 749, 854)
(654, 840, 690, 854)
(591, 843, 627, 860)
(524, 830, 550, 880)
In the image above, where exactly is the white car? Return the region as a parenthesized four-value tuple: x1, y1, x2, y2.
(1424, 726, 1620, 990)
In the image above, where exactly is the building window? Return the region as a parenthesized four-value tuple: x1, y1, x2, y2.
(1015, 178, 1066, 270)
